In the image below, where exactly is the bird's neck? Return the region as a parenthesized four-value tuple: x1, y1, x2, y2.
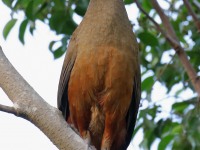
(85, 0, 127, 21)
(75, 0, 133, 49)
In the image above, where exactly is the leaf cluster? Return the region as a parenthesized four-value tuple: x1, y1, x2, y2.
(3, 0, 89, 58)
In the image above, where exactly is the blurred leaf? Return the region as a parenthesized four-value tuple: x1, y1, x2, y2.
(142, 0, 152, 12)
(172, 99, 196, 115)
(156, 64, 183, 92)
(19, 19, 29, 44)
(2, 0, 13, 7)
(172, 101, 189, 115)
(142, 76, 154, 92)
(124, 0, 133, 5)
(29, 22, 35, 35)
(49, 41, 57, 52)
(53, 46, 66, 59)
(25, 1, 34, 20)
(49, 10, 77, 35)
(138, 31, 159, 47)
(154, 119, 165, 138)
(171, 124, 182, 135)
(3, 19, 17, 39)
(161, 120, 175, 137)
(49, 36, 70, 58)
(74, 0, 89, 16)
(158, 134, 174, 150)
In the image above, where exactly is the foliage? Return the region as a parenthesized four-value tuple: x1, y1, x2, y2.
(2, 0, 200, 149)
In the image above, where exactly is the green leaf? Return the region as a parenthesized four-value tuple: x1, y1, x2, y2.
(74, 0, 89, 16)
(53, 46, 66, 59)
(138, 31, 159, 47)
(29, 23, 35, 35)
(52, 0, 65, 9)
(19, 19, 29, 44)
(154, 119, 167, 138)
(49, 10, 77, 35)
(12, 0, 30, 11)
(124, 0, 133, 5)
(3, 19, 17, 40)
(49, 36, 69, 58)
(171, 124, 182, 135)
(158, 134, 174, 150)
(172, 101, 190, 115)
(25, 1, 34, 20)
(142, 0, 152, 13)
(49, 41, 57, 52)
(142, 76, 154, 92)
(2, 0, 13, 7)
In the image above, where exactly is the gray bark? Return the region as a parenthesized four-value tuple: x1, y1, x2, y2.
(0, 46, 93, 150)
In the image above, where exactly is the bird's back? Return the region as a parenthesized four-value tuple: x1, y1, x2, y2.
(57, 0, 140, 149)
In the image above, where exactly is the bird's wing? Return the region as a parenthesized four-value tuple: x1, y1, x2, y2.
(57, 41, 77, 119)
(124, 64, 141, 149)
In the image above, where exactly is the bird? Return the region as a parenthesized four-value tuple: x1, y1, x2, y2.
(57, 0, 141, 150)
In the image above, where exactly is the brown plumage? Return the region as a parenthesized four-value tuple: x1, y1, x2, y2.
(57, 0, 141, 150)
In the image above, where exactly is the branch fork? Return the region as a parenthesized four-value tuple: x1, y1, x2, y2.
(0, 46, 94, 150)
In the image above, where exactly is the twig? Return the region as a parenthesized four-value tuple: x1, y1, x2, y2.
(193, 0, 200, 10)
(149, 0, 200, 95)
(183, 0, 200, 33)
(150, 0, 178, 42)
(135, 0, 200, 98)
(0, 103, 27, 119)
(0, 104, 17, 115)
(135, 0, 180, 51)
(135, 0, 164, 35)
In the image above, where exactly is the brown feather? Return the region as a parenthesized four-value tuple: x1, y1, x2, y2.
(57, 0, 140, 149)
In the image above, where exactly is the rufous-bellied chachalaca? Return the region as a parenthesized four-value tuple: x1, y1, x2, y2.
(57, 0, 141, 149)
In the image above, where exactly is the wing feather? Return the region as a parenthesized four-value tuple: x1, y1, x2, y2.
(122, 64, 141, 149)
(57, 42, 77, 119)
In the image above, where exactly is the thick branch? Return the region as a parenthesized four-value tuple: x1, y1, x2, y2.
(0, 46, 93, 150)
(135, 0, 200, 97)
(135, 0, 163, 34)
(183, 0, 200, 32)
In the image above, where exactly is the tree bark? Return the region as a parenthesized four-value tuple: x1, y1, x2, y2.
(0, 46, 93, 150)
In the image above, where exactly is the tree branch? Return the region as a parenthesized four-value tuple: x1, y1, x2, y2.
(193, 0, 200, 10)
(135, 0, 200, 98)
(149, 0, 200, 96)
(150, 0, 179, 42)
(135, 0, 180, 50)
(0, 104, 17, 115)
(135, 0, 163, 34)
(183, 0, 200, 32)
(0, 46, 93, 150)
